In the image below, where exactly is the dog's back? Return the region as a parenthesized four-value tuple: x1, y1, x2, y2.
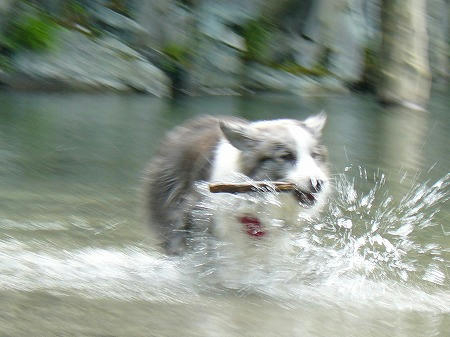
(144, 116, 245, 254)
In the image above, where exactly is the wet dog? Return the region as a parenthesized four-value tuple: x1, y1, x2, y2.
(144, 114, 330, 256)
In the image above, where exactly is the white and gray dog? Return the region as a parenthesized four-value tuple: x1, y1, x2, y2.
(145, 113, 330, 256)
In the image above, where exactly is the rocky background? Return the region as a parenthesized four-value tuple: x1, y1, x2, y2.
(0, 0, 447, 106)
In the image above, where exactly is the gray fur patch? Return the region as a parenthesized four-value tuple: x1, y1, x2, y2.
(144, 115, 246, 254)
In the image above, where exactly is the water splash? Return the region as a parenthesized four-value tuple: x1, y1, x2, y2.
(309, 167, 449, 286)
(187, 166, 449, 302)
(0, 241, 193, 302)
(0, 166, 448, 312)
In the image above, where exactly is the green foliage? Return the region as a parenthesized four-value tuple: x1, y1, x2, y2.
(241, 19, 273, 62)
(61, 0, 90, 27)
(357, 47, 379, 91)
(162, 43, 190, 65)
(363, 47, 378, 72)
(106, 0, 131, 17)
(5, 11, 59, 52)
(274, 62, 330, 77)
(240, 17, 330, 77)
(0, 54, 13, 72)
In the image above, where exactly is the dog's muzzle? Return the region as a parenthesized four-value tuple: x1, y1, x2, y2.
(291, 178, 324, 207)
(292, 189, 317, 207)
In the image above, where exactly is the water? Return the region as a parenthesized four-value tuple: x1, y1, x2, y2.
(0, 92, 448, 336)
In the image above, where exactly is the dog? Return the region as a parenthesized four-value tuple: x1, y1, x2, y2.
(144, 113, 330, 257)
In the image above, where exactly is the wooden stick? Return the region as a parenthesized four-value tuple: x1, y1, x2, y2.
(209, 182, 297, 194)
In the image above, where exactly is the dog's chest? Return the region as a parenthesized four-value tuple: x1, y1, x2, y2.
(210, 193, 300, 255)
(208, 139, 302, 253)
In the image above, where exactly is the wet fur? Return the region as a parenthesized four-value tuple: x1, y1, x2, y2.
(144, 116, 245, 254)
(145, 115, 329, 255)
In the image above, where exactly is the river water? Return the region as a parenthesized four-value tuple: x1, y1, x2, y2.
(0, 92, 448, 336)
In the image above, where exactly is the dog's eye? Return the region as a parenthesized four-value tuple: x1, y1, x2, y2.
(280, 152, 296, 162)
(259, 156, 272, 165)
(311, 146, 326, 160)
(311, 151, 320, 159)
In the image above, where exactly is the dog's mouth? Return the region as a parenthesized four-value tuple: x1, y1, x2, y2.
(292, 189, 317, 208)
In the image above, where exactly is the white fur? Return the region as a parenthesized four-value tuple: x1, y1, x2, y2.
(210, 140, 241, 183)
(209, 119, 330, 263)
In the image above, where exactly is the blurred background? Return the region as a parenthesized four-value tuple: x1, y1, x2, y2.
(0, 0, 447, 104)
(0, 1, 449, 337)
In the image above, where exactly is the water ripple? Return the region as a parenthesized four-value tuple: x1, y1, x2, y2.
(0, 167, 448, 313)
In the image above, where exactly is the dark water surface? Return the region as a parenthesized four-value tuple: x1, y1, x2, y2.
(0, 92, 448, 336)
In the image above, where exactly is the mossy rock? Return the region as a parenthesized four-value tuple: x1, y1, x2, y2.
(241, 18, 274, 63)
(106, 0, 131, 17)
(272, 62, 331, 77)
(162, 43, 191, 65)
(0, 54, 13, 72)
(2, 10, 59, 52)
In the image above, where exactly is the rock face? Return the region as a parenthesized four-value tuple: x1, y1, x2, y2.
(244, 63, 311, 93)
(2, 29, 170, 96)
(92, 5, 147, 43)
(296, 0, 369, 83)
(0, 0, 13, 33)
(427, 0, 449, 87)
(0, 0, 447, 98)
(377, 0, 431, 109)
(180, 1, 255, 95)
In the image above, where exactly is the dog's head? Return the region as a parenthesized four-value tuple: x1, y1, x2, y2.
(220, 113, 329, 209)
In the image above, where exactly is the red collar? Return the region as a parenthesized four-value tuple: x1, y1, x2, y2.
(239, 216, 266, 237)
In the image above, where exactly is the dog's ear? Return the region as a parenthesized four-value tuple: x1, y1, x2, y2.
(303, 111, 327, 136)
(220, 121, 258, 151)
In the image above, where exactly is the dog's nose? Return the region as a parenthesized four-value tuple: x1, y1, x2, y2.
(309, 178, 324, 193)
